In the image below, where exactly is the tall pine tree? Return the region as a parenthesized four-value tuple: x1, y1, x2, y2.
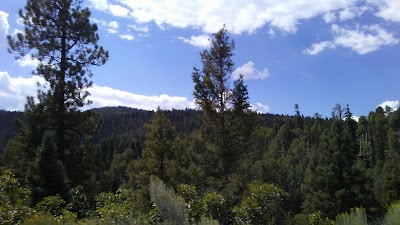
(5, 0, 108, 202)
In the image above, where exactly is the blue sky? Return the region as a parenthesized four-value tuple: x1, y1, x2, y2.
(0, 0, 399, 119)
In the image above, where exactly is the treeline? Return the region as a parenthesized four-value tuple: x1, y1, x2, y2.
(1, 0, 400, 224)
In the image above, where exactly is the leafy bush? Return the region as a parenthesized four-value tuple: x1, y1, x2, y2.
(0, 170, 32, 224)
(382, 202, 400, 225)
(335, 208, 367, 225)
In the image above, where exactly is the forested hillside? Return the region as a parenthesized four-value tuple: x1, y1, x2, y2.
(1, 0, 400, 224)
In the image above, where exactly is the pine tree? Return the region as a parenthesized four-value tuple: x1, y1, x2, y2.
(128, 108, 176, 188)
(5, 0, 108, 200)
(191, 26, 252, 180)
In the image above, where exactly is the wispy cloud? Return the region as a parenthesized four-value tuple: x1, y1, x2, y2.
(304, 24, 399, 55)
(338, 6, 368, 21)
(119, 34, 135, 41)
(303, 41, 332, 55)
(128, 24, 150, 33)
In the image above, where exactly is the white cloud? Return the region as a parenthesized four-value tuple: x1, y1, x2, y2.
(378, 100, 399, 110)
(323, 11, 336, 23)
(251, 102, 270, 113)
(0, 71, 44, 111)
(89, 0, 359, 34)
(0, 72, 195, 111)
(16, 17, 24, 26)
(91, 18, 107, 27)
(304, 24, 399, 55)
(351, 115, 360, 122)
(88, 0, 130, 18)
(119, 34, 135, 40)
(128, 24, 150, 33)
(178, 35, 211, 48)
(88, 85, 195, 110)
(332, 24, 399, 54)
(12, 28, 23, 36)
(16, 55, 40, 68)
(89, 0, 108, 11)
(372, 0, 400, 22)
(338, 6, 368, 21)
(107, 21, 119, 34)
(109, 4, 129, 17)
(0, 10, 9, 46)
(303, 41, 332, 55)
(232, 61, 270, 80)
(267, 28, 276, 37)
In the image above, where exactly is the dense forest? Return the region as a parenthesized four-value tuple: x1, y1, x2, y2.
(1, 0, 400, 225)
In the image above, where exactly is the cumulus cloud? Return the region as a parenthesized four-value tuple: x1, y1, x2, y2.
(109, 4, 129, 17)
(0, 10, 9, 46)
(1, 73, 277, 114)
(88, 0, 359, 34)
(372, 0, 400, 22)
(178, 35, 211, 48)
(378, 100, 399, 111)
(0, 72, 44, 111)
(251, 102, 270, 114)
(88, 0, 130, 18)
(232, 61, 270, 80)
(332, 24, 399, 54)
(88, 85, 194, 110)
(16, 55, 40, 68)
(119, 34, 135, 40)
(0, 72, 195, 111)
(107, 21, 119, 34)
(304, 24, 399, 55)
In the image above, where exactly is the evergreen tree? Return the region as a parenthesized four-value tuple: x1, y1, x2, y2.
(32, 131, 68, 203)
(128, 108, 175, 188)
(303, 118, 368, 218)
(191, 26, 252, 181)
(5, 0, 108, 201)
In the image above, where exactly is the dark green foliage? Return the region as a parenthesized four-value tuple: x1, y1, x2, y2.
(32, 131, 68, 203)
(0, 110, 24, 155)
(4, 0, 108, 205)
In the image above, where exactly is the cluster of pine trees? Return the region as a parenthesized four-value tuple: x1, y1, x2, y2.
(1, 0, 400, 224)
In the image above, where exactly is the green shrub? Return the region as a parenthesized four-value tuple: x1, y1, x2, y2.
(382, 202, 400, 225)
(335, 208, 367, 225)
